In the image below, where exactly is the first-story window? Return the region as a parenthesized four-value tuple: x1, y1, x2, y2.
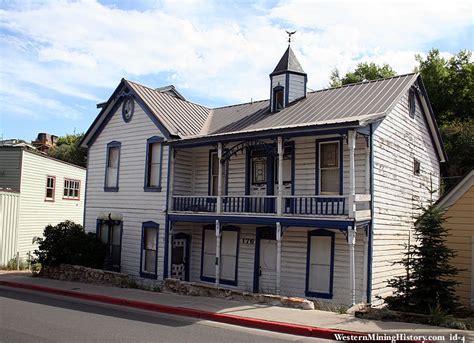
(63, 179, 80, 200)
(318, 140, 341, 195)
(306, 229, 335, 298)
(45, 176, 56, 201)
(201, 226, 239, 285)
(98, 220, 122, 272)
(141, 221, 159, 278)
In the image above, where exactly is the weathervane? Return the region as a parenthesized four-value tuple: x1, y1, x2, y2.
(286, 30, 296, 45)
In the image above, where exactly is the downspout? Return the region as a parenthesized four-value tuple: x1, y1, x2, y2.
(163, 145, 172, 279)
(366, 123, 374, 304)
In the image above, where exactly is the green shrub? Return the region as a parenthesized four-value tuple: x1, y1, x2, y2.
(32, 220, 106, 269)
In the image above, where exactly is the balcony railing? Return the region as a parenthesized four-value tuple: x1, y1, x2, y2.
(283, 195, 346, 216)
(222, 195, 277, 214)
(173, 196, 217, 212)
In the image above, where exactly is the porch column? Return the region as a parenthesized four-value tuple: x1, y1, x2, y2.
(168, 220, 173, 279)
(348, 130, 356, 218)
(277, 137, 284, 215)
(168, 147, 175, 211)
(365, 136, 370, 195)
(215, 220, 221, 287)
(217, 143, 223, 214)
(348, 226, 357, 306)
(276, 222, 282, 294)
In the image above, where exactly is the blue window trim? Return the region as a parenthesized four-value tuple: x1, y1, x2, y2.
(104, 141, 121, 192)
(207, 149, 229, 198)
(315, 137, 344, 195)
(144, 136, 164, 192)
(140, 221, 160, 279)
(200, 225, 240, 286)
(96, 218, 123, 272)
(305, 229, 335, 299)
(253, 226, 277, 293)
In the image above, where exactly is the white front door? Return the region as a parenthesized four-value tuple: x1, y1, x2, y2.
(258, 239, 277, 294)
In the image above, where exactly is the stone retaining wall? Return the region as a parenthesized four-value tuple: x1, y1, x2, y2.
(163, 278, 315, 310)
(40, 264, 130, 288)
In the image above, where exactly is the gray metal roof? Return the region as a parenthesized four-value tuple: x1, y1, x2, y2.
(201, 73, 418, 137)
(271, 46, 305, 75)
(125, 79, 210, 137)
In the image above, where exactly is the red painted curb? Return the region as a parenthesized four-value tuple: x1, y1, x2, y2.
(0, 280, 419, 342)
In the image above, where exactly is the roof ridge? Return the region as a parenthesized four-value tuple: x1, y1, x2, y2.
(124, 78, 211, 110)
(212, 98, 268, 110)
(311, 72, 418, 94)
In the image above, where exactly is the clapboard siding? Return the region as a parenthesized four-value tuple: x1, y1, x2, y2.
(85, 99, 168, 279)
(371, 92, 440, 304)
(0, 148, 22, 191)
(172, 223, 366, 304)
(0, 191, 20, 265)
(443, 186, 474, 307)
(288, 74, 305, 103)
(17, 150, 86, 258)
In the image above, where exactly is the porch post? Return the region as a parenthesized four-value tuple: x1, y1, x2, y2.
(168, 220, 173, 279)
(217, 143, 223, 214)
(348, 130, 356, 218)
(215, 220, 221, 287)
(168, 147, 175, 211)
(365, 136, 370, 194)
(348, 225, 357, 306)
(276, 222, 282, 294)
(277, 137, 283, 216)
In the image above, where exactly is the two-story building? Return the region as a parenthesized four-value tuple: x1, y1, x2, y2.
(0, 146, 86, 265)
(80, 45, 446, 306)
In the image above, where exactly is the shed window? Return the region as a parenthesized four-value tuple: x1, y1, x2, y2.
(63, 179, 80, 200)
(145, 139, 163, 190)
(408, 89, 416, 118)
(105, 142, 120, 191)
(45, 176, 55, 201)
(318, 141, 341, 195)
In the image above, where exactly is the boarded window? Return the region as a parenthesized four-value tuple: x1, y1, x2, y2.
(319, 142, 340, 194)
(106, 145, 120, 189)
(202, 229, 238, 283)
(202, 230, 216, 278)
(142, 227, 158, 274)
(308, 232, 333, 295)
(146, 142, 162, 188)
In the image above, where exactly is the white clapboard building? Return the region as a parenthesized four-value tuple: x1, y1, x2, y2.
(80, 45, 446, 306)
(0, 146, 86, 265)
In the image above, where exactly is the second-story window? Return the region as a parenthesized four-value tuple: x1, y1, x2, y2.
(273, 87, 284, 112)
(145, 137, 163, 191)
(45, 176, 55, 201)
(209, 151, 227, 196)
(408, 89, 416, 118)
(105, 141, 121, 191)
(318, 141, 341, 195)
(63, 179, 80, 200)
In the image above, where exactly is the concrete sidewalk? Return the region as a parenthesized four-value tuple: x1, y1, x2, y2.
(0, 272, 471, 340)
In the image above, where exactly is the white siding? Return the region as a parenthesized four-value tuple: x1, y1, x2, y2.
(0, 191, 20, 265)
(0, 148, 22, 191)
(85, 99, 168, 279)
(172, 223, 366, 305)
(17, 151, 86, 259)
(371, 92, 440, 304)
(288, 74, 305, 103)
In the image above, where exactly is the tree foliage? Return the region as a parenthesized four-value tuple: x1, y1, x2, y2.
(32, 221, 106, 269)
(329, 62, 396, 87)
(48, 133, 87, 167)
(384, 189, 460, 314)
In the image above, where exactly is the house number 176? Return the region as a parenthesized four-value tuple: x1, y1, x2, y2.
(242, 238, 255, 245)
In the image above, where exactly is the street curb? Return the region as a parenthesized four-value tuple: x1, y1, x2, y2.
(0, 280, 411, 341)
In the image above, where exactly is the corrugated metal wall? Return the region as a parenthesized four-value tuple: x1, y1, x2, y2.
(0, 191, 20, 266)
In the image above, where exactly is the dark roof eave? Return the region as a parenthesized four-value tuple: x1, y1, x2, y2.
(168, 120, 366, 147)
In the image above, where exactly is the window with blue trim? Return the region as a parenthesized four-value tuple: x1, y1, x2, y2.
(306, 229, 334, 298)
(145, 137, 163, 191)
(208, 150, 227, 196)
(105, 142, 120, 191)
(318, 141, 340, 195)
(140, 222, 159, 278)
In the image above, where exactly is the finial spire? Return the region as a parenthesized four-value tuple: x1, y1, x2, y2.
(286, 30, 296, 45)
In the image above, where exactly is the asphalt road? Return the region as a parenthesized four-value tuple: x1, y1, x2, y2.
(0, 286, 328, 343)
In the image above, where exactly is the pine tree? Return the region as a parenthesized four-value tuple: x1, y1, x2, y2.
(384, 185, 460, 314)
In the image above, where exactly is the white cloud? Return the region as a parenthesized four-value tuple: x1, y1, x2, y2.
(0, 0, 472, 119)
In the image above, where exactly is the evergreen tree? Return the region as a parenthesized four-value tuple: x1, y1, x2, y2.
(384, 186, 460, 314)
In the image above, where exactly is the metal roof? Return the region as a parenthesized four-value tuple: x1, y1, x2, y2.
(125, 80, 210, 137)
(271, 46, 306, 75)
(201, 73, 418, 137)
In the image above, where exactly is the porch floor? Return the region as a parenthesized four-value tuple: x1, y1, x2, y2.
(0, 272, 466, 336)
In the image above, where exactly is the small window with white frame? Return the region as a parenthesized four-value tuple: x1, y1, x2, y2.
(45, 176, 56, 201)
(318, 141, 341, 195)
(63, 179, 80, 200)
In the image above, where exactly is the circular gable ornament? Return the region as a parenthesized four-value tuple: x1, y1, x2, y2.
(122, 95, 134, 123)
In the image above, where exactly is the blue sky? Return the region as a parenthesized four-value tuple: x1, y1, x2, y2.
(1, 0, 472, 141)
